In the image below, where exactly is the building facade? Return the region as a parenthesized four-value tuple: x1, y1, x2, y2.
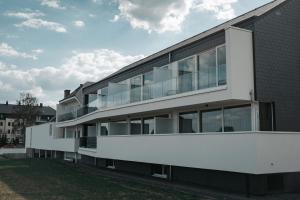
(26, 0, 300, 195)
(0, 102, 56, 143)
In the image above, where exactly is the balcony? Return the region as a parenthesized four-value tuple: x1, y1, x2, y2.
(79, 137, 97, 149)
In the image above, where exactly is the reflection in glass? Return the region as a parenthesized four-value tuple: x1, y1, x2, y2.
(179, 112, 198, 133)
(201, 110, 223, 132)
(178, 57, 195, 93)
(130, 76, 142, 103)
(130, 119, 142, 135)
(198, 49, 217, 89)
(224, 106, 251, 132)
(143, 117, 154, 134)
(217, 46, 226, 86)
(143, 71, 154, 100)
(100, 123, 108, 136)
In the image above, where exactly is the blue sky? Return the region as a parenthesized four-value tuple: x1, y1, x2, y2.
(0, 0, 273, 107)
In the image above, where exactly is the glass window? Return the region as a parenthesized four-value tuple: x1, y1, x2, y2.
(143, 117, 154, 134)
(130, 119, 142, 135)
(178, 57, 195, 93)
(98, 87, 108, 108)
(224, 106, 251, 132)
(130, 76, 142, 103)
(143, 71, 153, 100)
(179, 112, 198, 133)
(201, 110, 223, 132)
(217, 46, 226, 86)
(100, 123, 109, 136)
(109, 120, 128, 135)
(198, 49, 217, 89)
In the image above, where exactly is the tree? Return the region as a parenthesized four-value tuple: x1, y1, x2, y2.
(13, 93, 41, 145)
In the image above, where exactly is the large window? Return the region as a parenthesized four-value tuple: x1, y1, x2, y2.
(201, 109, 223, 132)
(217, 46, 226, 85)
(143, 117, 154, 134)
(178, 57, 196, 93)
(130, 119, 142, 135)
(143, 71, 153, 100)
(130, 76, 142, 103)
(98, 87, 108, 108)
(224, 106, 251, 132)
(179, 112, 198, 133)
(109, 120, 128, 135)
(100, 123, 109, 136)
(198, 45, 226, 89)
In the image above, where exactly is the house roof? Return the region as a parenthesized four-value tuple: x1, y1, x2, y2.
(84, 0, 287, 91)
(0, 104, 56, 116)
(59, 82, 94, 102)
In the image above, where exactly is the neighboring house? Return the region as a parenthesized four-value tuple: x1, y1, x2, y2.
(26, 0, 300, 195)
(0, 101, 56, 143)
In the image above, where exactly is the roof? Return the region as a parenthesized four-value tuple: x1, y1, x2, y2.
(84, 0, 287, 91)
(59, 81, 94, 102)
(0, 104, 56, 116)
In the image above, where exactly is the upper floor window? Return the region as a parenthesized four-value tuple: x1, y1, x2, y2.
(179, 112, 198, 133)
(8, 122, 11, 126)
(130, 76, 142, 103)
(198, 45, 226, 89)
(177, 57, 196, 93)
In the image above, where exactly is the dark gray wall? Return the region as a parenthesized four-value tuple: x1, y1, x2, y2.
(254, 0, 300, 131)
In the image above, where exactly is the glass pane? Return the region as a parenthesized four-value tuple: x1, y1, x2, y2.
(143, 118, 154, 134)
(201, 110, 222, 132)
(100, 123, 108, 136)
(224, 106, 251, 132)
(179, 112, 198, 133)
(143, 71, 153, 100)
(109, 121, 128, 135)
(130, 119, 142, 135)
(198, 49, 217, 89)
(98, 87, 108, 108)
(130, 76, 142, 103)
(217, 46, 226, 86)
(178, 57, 195, 93)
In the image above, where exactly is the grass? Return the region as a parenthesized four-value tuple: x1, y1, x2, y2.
(0, 158, 207, 200)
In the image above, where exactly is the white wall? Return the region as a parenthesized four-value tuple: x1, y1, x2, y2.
(26, 123, 78, 152)
(77, 132, 300, 175)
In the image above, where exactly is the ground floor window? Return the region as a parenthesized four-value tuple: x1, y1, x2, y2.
(106, 159, 115, 169)
(151, 164, 168, 179)
(179, 112, 198, 133)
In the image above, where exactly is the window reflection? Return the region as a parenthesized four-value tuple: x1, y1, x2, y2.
(201, 110, 223, 132)
(224, 106, 251, 132)
(179, 112, 198, 133)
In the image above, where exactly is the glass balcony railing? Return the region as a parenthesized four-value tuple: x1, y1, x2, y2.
(58, 70, 226, 122)
(79, 137, 97, 148)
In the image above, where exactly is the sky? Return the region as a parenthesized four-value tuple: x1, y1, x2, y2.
(0, 0, 273, 108)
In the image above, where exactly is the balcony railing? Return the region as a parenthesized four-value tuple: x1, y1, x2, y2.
(57, 69, 227, 122)
(57, 112, 76, 122)
(79, 137, 97, 149)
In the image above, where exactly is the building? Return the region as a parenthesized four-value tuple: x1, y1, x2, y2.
(26, 0, 300, 195)
(0, 101, 56, 143)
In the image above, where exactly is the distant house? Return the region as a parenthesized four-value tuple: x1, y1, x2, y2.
(0, 101, 56, 143)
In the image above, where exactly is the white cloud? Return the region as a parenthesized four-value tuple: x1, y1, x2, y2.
(40, 0, 65, 9)
(5, 10, 45, 19)
(113, 0, 238, 33)
(73, 20, 85, 28)
(0, 49, 144, 107)
(32, 49, 44, 54)
(194, 0, 238, 20)
(0, 43, 39, 60)
(6, 10, 67, 33)
(15, 18, 67, 33)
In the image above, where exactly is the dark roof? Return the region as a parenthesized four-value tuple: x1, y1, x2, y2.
(84, 0, 287, 91)
(59, 82, 94, 102)
(0, 104, 56, 116)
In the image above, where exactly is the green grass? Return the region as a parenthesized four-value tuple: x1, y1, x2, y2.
(0, 158, 206, 200)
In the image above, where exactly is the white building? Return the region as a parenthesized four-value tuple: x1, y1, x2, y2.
(26, 0, 300, 195)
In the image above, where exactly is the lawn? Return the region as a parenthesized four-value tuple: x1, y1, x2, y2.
(0, 157, 205, 200)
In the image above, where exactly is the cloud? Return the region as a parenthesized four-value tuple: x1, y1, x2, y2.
(16, 18, 67, 32)
(73, 20, 85, 28)
(5, 10, 45, 19)
(113, 0, 238, 33)
(6, 10, 67, 33)
(0, 49, 144, 107)
(0, 43, 40, 60)
(40, 0, 65, 9)
(194, 0, 238, 20)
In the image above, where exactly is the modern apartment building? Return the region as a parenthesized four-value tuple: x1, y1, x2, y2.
(0, 101, 56, 143)
(26, 0, 300, 195)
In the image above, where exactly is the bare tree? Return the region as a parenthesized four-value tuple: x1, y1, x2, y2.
(13, 93, 41, 144)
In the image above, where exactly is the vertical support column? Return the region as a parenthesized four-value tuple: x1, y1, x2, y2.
(45, 150, 47, 159)
(54, 151, 57, 159)
(39, 149, 41, 158)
